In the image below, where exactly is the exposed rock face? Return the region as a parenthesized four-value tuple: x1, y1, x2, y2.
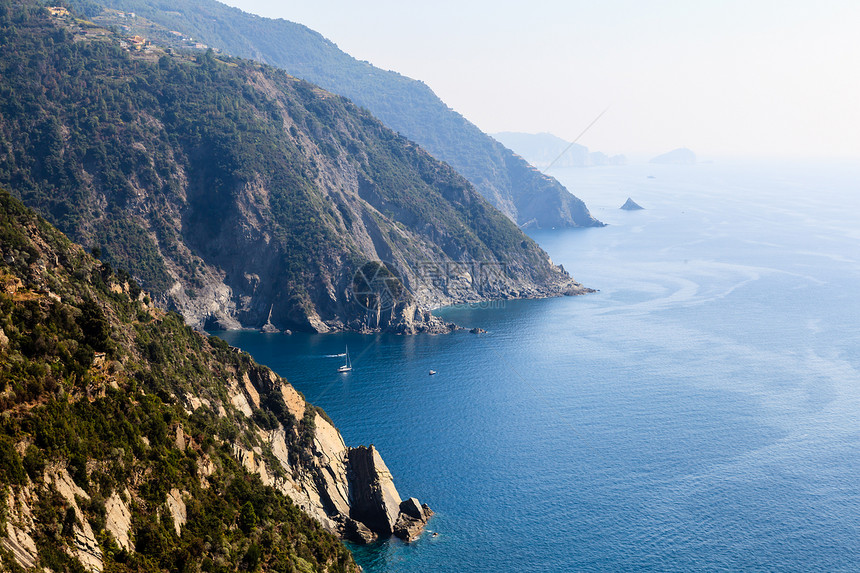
(105, 492, 134, 552)
(341, 518, 377, 545)
(220, 365, 431, 545)
(3, 488, 38, 570)
(166, 489, 188, 536)
(620, 198, 644, 210)
(393, 498, 434, 542)
(3, 521, 38, 570)
(45, 469, 103, 572)
(346, 446, 403, 535)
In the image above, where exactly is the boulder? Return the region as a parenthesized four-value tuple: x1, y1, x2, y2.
(400, 497, 424, 520)
(392, 499, 434, 543)
(341, 517, 377, 545)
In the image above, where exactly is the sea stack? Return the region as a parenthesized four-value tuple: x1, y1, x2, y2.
(620, 198, 644, 210)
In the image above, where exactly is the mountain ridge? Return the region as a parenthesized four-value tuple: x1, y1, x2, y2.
(0, 2, 591, 333)
(71, 0, 605, 230)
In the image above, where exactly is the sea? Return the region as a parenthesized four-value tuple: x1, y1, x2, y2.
(212, 160, 860, 572)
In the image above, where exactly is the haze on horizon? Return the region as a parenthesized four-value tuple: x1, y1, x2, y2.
(221, 0, 860, 161)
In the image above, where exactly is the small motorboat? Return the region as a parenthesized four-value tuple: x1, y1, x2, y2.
(429, 370, 436, 375)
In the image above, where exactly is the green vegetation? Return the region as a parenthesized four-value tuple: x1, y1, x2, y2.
(73, 0, 602, 229)
(0, 0, 572, 332)
(0, 1, 335, 291)
(0, 188, 356, 572)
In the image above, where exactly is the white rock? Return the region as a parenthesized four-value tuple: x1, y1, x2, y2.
(229, 380, 253, 417)
(105, 492, 133, 551)
(165, 489, 186, 536)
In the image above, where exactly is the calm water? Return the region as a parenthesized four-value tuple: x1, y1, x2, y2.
(213, 160, 860, 572)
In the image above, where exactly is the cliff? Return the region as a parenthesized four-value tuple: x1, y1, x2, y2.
(70, 0, 604, 230)
(0, 2, 591, 334)
(0, 188, 427, 572)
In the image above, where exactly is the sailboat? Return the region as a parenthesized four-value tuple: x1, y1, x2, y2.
(337, 346, 352, 372)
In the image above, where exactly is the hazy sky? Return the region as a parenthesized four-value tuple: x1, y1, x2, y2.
(221, 0, 860, 159)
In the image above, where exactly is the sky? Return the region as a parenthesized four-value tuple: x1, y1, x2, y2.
(221, 0, 860, 159)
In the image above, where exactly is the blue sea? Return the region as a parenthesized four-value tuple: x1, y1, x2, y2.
(213, 160, 860, 572)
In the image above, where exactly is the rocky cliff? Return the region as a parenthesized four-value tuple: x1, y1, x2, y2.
(0, 188, 427, 572)
(70, 0, 605, 230)
(0, 3, 591, 334)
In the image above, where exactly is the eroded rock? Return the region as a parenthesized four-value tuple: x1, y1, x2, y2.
(165, 489, 187, 536)
(105, 492, 133, 551)
(392, 498, 434, 542)
(346, 445, 402, 535)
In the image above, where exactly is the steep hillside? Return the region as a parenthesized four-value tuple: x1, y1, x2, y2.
(0, 1, 590, 333)
(71, 0, 604, 230)
(0, 188, 431, 571)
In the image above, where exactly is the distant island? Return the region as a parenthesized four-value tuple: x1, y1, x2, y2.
(650, 147, 697, 165)
(493, 132, 627, 168)
(620, 198, 644, 210)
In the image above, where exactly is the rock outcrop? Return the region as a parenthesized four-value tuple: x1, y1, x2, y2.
(216, 364, 431, 544)
(340, 447, 433, 543)
(620, 198, 644, 210)
(346, 446, 402, 535)
(3, 488, 38, 570)
(45, 469, 103, 572)
(393, 498, 434, 542)
(166, 489, 188, 536)
(105, 492, 134, 552)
